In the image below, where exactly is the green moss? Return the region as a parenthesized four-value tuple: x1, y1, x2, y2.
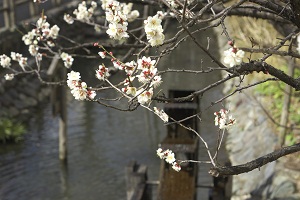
(0, 118, 26, 143)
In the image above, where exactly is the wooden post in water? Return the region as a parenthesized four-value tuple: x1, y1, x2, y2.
(125, 161, 149, 200)
(59, 68, 67, 162)
(47, 55, 68, 163)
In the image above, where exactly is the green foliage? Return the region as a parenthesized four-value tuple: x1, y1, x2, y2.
(285, 132, 297, 146)
(255, 65, 300, 144)
(0, 118, 26, 143)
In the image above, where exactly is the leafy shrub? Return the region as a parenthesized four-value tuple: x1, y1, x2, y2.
(0, 118, 26, 143)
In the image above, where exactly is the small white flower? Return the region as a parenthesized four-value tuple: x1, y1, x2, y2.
(137, 56, 156, 70)
(48, 25, 60, 39)
(95, 64, 110, 80)
(172, 162, 181, 172)
(122, 86, 137, 96)
(165, 150, 176, 164)
(98, 51, 106, 59)
(60, 52, 74, 68)
(64, 14, 74, 24)
(4, 74, 14, 81)
(214, 109, 236, 129)
(0, 54, 11, 68)
(28, 45, 39, 56)
(156, 148, 165, 159)
(67, 70, 81, 81)
(87, 89, 96, 99)
(223, 47, 245, 67)
(137, 88, 153, 105)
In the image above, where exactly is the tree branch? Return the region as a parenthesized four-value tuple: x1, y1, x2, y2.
(209, 142, 300, 177)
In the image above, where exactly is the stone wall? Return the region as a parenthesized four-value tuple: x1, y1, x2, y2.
(216, 27, 300, 200)
(0, 74, 51, 121)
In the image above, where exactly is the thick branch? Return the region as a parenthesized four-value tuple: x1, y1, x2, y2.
(234, 61, 300, 90)
(213, 5, 290, 23)
(209, 142, 300, 177)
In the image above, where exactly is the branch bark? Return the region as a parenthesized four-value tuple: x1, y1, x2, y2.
(209, 142, 300, 177)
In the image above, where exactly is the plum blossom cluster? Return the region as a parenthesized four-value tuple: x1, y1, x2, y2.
(60, 52, 74, 68)
(22, 15, 60, 53)
(144, 13, 165, 46)
(120, 56, 162, 105)
(101, 0, 138, 40)
(73, 1, 97, 22)
(157, 148, 181, 172)
(0, 54, 11, 68)
(0, 53, 31, 80)
(223, 41, 245, 67)
(214, 109, 236, 129)
(67, 71, 96, 100)
(166, 0, 179, 8)
(95, 64, 110, 80)
(0, 52, 28, 70)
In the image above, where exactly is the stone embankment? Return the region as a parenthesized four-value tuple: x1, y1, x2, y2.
(0, 74, 51, 121)
(215, 25, 300, 199)
(217, 56, 300, 199)
(225, 86, 300, 200)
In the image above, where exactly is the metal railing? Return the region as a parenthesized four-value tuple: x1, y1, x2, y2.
(0, 0, 72, 32)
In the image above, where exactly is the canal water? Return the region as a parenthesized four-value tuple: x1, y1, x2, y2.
(0, 24, 226, 200)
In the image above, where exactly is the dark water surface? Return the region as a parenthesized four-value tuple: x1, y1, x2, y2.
(0, 25, 226, 200)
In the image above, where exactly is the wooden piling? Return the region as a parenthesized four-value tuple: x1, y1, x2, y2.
(125, 161, 149, 200)
(47, 55, 68, 163)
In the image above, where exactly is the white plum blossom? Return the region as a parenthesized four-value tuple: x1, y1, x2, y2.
(60, 52, 74, 68)
(22, 31, 36, 45)
(95, 64, 110, 80)
(101, 0, 139, 40)
(150, 75, 162, 88)
(127, 10, 140, 22)
(98, 51, 106, 59)
(122, 86, 137, 96)
(64, 14, 74, 24)
(156, 148, 165, 159)
(67, 71, 96, 100)
(223, 47, 245, 67)
(156, 148, 181, 172)
(67, 70, 81, 89)
(48, 25, 60, 39)
(124, 60, 136, 76)
(137, 56, 156, 70)
(166, 0, 179, 8)
(136, 68, 157, 83)
(144, 14, 165, 46)
(29, 45, 39, 56)
(123, 76, 135, 86)
(21, 15, 60, 54)
(154, 107, 168, 123)
(73, 1, 97, 22)
(165, 150, 176, 164)
(0, 54, 11, 68)
(113, 60, 124, 70)
(10, 52, 27, 69)
(137, 88, 153, 105)
(172, 162, 181, 172)
(4, 74, 14, 81)
(214, 109, 236, 129)
(106, 22, 129, 40)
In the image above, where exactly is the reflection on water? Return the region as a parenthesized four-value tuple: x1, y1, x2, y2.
(0, 24, 226, 200)
(0, 91, 165, 200)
